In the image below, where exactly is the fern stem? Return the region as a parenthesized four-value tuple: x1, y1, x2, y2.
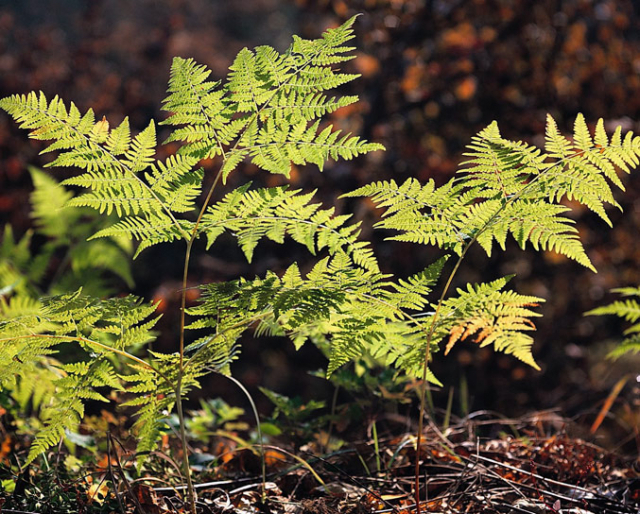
(173, 383, 197, 514)
(175, 135, 233, 514)
(413, 246, 468, 514)
(220, 373, 267, 499)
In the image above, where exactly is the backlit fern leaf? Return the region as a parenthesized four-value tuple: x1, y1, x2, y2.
(349, 115, 640, 271)
(438, 277, 543, 369)
(26, 358, 119, 463)
(162, 16, 383, 182)
(0, 291, 160, 462)
(539, 114, 640, 224)
(120, 361, 181, 470)
(201, 184, 378, 271)
(1, 18, 383, 268)
(188, 255, 449, 379)
(0, 94, 193, 250)
(586, 287, 640, 358)
(91, 214, 192, 258)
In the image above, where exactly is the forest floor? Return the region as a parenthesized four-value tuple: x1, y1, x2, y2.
(1, 405, 638, 513)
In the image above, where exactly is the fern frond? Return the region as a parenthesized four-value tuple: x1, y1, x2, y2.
(586, 287, 640, 359)
(10, 358, 62, 412)
(29, 167, 74, 238)
(90, 214, 193, 257)
(0, 290, 161, 461)
(0, 93, 192, 247)
(436, 277, 543, 369)
(344, 178, 470, 253)
(25, 358, 118, 463)
(539, 114, 640, 224)
(188, 254, 449, 380)
(120, 364, 176, 470)
(349, 115, 640, 272)
(161, 16, 382, 182)
(201, 184, 378, 271)
(0, 227, 48, 296)
(605, 335, 640, 358)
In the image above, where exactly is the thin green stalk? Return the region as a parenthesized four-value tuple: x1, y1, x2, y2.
(413, 247, 469, 514)
(443, 387, 454, 431)
(221, 373, 267, 498)
(174, 143, 229, 514)
(372, 421, 381, 473)
(173, 384, 196, 513)
(324, 385, 340, 455)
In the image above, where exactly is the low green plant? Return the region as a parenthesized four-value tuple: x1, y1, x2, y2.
(2, 15, 640, 513)
(586, 286, 640, 358)
(0, 167, 133, 444)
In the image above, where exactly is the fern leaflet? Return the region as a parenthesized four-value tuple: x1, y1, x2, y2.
(586, 287, 640, 358)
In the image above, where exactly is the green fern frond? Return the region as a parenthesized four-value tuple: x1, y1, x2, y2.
(120, 364, 177, 470)
(144, 155, 203, 212)
(25, 358, 118, 463)
(0, 290, 161, 461)
(247, 119, 383, 176)
(349, 115, 640, 272)
(264, 90, 358, 124)
(187, 255, 449, 380)
(586, 287, 640, 358)
(11, 358, 62, 412)
(0, 93, 191, 248)
(0, 227, 46, 296)
(539, 114, 640, 224)
(605, 335, 640, 358)
(161, 16, 382, 181)
(1, 17, 383, 269)
(201, 184, 378, 271)
(344, 178, 470, 253)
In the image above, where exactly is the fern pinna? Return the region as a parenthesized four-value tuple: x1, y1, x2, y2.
(2, 15, 640, 492)
(586, 286, 640, 358)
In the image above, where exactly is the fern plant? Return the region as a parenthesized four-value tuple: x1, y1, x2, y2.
(2, 15, 640, 514)
(0, 167, 133, 428)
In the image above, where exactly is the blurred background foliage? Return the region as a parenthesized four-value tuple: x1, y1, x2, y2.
(1, 0, 639, 434)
